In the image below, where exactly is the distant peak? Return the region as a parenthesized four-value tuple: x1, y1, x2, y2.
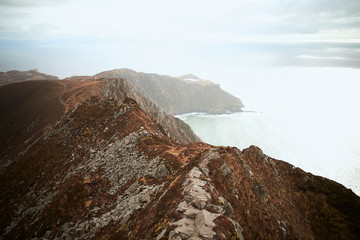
(179, 74, 200, 80)
(178, 74, 214, 85)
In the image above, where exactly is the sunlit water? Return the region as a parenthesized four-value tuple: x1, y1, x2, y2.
(177, 67, 360, 196)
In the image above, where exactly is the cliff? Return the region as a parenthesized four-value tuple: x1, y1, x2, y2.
(1, 96, 359, 239)
(94, 68, 244, 114)
(0, 69, 58, 85)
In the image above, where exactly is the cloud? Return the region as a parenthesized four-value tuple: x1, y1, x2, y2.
(0, 0, 67, 7)
(1, 0, 360, 76)
(1, 0, 360, 41)
(297, 55, 355, 61)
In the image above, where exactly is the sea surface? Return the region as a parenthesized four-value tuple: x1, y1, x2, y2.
(178, 67, 360, 196)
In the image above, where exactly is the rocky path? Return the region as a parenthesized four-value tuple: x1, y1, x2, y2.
(167, 150, 244, 240)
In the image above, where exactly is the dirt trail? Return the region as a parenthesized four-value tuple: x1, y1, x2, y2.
(59, 80, 67, 106)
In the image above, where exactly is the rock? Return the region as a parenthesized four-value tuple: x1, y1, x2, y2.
(125, 182, 140, 195)
(168, 218, 195, 239)
(194, 210, 218, 238)
(183, 207, 200, 219)
(231, 219, 245, 240)
(205, 150, 220, 161)
(278, 220, 287, 237)
(199, 166, 209, 177)
(220, 162, 232, 178)
(156, 164, 169, 178)
(257, 184, 266, 206)
(177, 201, 189, 212)
(304, 176, 310, 182)
(224, 202, 234, 218)
(257, 149, 268, 163)
(155, 227, 167, 240)
(188, 237, 202, 240)
(207, 204, 226, 215)
(192, 197, 207, 210)
(140, 192, 151, 203)
(218, 196, 226, 205)
(243, 163, 253, 177)
(195, 210, 217, 228)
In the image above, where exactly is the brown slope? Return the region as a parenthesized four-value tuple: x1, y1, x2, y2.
(0, 69, 58, 85)
(0, 79, 104, 169)
(0, 78, 199, 173)
(94, 68, 244, 114)
(1, 97, 359, 240)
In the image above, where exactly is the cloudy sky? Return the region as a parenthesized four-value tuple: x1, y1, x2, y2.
(0, 0, 360, 78)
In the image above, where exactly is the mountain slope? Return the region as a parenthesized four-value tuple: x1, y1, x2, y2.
(94, 68, 244, 114)
(1, 96, 359, 239)
(0, 78, 200, 172)
(0, 69, 58, 85)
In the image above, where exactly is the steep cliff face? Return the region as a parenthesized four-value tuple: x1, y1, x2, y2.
(0, 78, 200, 173)
(94, 68, 244, 114)
(100, 78, 201, 144)
(0, 69, 58, 85)
(1, 97, 359, 240)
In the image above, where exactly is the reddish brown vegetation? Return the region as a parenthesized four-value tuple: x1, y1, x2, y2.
(0, 80, 359, 239)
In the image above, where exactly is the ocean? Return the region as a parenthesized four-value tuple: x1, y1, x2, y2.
(178, 67, 360, 196)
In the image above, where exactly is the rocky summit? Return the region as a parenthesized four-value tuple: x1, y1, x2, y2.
(0, 75, 360, 240)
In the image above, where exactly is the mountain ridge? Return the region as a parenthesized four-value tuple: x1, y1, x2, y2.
(1, 69, 359, 239)
(1, 95, 359, 239)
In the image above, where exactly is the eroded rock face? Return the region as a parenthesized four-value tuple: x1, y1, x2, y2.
(1, 98, 360, 240)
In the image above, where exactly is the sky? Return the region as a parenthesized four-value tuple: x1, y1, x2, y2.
(0, 0, 360, 78)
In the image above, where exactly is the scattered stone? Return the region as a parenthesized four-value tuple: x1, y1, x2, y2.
(220, 162, 232, 178)
(257, 184, 267, 206)
(224, 202, 234, 218)
(199, 166, 209, 177)
(183, 207, 199, 219)
(205, 150, 220, 161)
(278, 220, 287, 237)
(140, 192, 151, 203)
(193, 197, 207, 210)
(156, 163, 169, 178)
(257, 148, 268, 163)
(243, 162, 253, 177)
(156, 227, 167, 240)
(304, 176, 310, 182)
